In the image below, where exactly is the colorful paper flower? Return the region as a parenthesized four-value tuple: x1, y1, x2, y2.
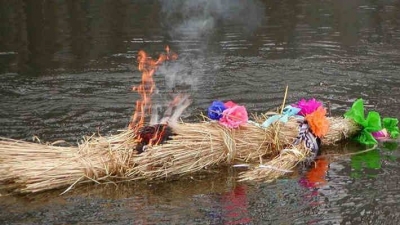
(344, 99, 382, 145)
(305, 106, 329, 137)
(224, 100, 238, 108)
(383, 117, 399, 138)
(207, 101, 227, 120)
(293, 98, 323, 116)
(372, 129, 390, 140)
(344, 98, 399, 144)
(219, 105, 248, 128)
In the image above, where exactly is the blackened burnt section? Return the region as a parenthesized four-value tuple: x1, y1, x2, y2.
(135, 124, 174, 154)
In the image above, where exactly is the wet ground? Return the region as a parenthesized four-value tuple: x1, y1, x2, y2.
(1, 0, 400, 224)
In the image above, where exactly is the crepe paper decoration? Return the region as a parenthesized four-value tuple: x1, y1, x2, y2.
(224, 100, 238, 108)
(207, 101, 227, 120)
(370, 117, 399, 141)
(372, 129, 390, 140)
(356, 130, 378, 145)
(292, 98, 323, 116)
(219, 105, 248, 128)
(344, 99, 383, 145)
(344, 99, 382, 132)
(261, 106, 301, 128)
(364, 111, 382, 132)
(305, 106, 330, 138)
(382, 117, 399, 138)
(207, 100, 249, 129)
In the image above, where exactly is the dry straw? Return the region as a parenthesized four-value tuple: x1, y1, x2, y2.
(0, 115, 360, 194)
(0, 130, 137, 193)
(131, 116, 360, 182)
(129, 118, 300, 180)
(238, 117, 360, 182)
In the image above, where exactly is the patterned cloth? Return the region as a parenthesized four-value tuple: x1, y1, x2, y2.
(293, 120, 321, 159)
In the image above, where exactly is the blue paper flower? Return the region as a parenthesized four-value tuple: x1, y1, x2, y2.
(207, 101, 227, 120)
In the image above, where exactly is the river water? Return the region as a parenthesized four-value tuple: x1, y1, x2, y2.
(1, 0, 400, 224)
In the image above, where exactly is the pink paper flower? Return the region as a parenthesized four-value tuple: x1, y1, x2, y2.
(224, 101, 238, 108)
(219, 105, 248, 128)
(372, 128, 390, 140)
(293, 98, 323, 116)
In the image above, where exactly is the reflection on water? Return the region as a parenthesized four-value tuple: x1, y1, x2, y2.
(1, 0, 400, 224)
(1, 0, 400, 75)
(299, 158, 329, 188)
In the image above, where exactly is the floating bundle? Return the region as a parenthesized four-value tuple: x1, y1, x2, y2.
(0, 47, 398, 194)
(129, 116, 360, 180)
(0, 95, 398, 194)
(0, 108, 364, 194)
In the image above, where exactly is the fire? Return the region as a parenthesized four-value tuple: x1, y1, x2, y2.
(129, 46, 178, 130)
(129, 46, 178, 149)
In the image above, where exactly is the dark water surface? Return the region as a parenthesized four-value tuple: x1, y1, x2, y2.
(1, 0, 400, 224)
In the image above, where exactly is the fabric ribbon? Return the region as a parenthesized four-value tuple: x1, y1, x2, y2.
(261, 106, 302, 128)
(293, 122, 320, 159)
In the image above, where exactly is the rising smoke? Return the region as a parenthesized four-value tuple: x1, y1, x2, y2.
(160, 0, 265, 40)
(156, 0, 266, 88)
(154, 0, 266, 121)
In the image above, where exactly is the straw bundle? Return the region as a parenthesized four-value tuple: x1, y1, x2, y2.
(0, 130, 137, 193)
(128, 118, 300, 179)
(238, 117, 361, 182)
(128, 117, 360, 180)
(238, 145, 311, 182)
(321, 117, 360, 145)
(0, 115, 360, 194)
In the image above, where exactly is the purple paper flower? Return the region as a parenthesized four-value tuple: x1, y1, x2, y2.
(293, 98, 323, 116)
(207, 101, 227, 120)
(372, 128, 390, 140)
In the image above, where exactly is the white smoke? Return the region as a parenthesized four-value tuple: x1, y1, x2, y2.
(160, 0, 265, 40)
(153, 0, 265, 121)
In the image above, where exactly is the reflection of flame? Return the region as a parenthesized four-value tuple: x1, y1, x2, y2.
(129, 46, 178, 131)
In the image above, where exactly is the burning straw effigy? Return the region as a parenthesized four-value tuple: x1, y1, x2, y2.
(0, 48, 398, 194)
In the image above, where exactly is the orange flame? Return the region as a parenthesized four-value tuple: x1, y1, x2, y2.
(129, 46, 178, 132)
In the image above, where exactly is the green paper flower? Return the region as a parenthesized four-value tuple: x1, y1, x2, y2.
(344, 99, 366, 126)
(364, 111, 382, 132)
(383, 117, 399, 138)
(344, 99, 381, 130)
(344, 99, 382, 145)
(356, 130, 378, 145)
